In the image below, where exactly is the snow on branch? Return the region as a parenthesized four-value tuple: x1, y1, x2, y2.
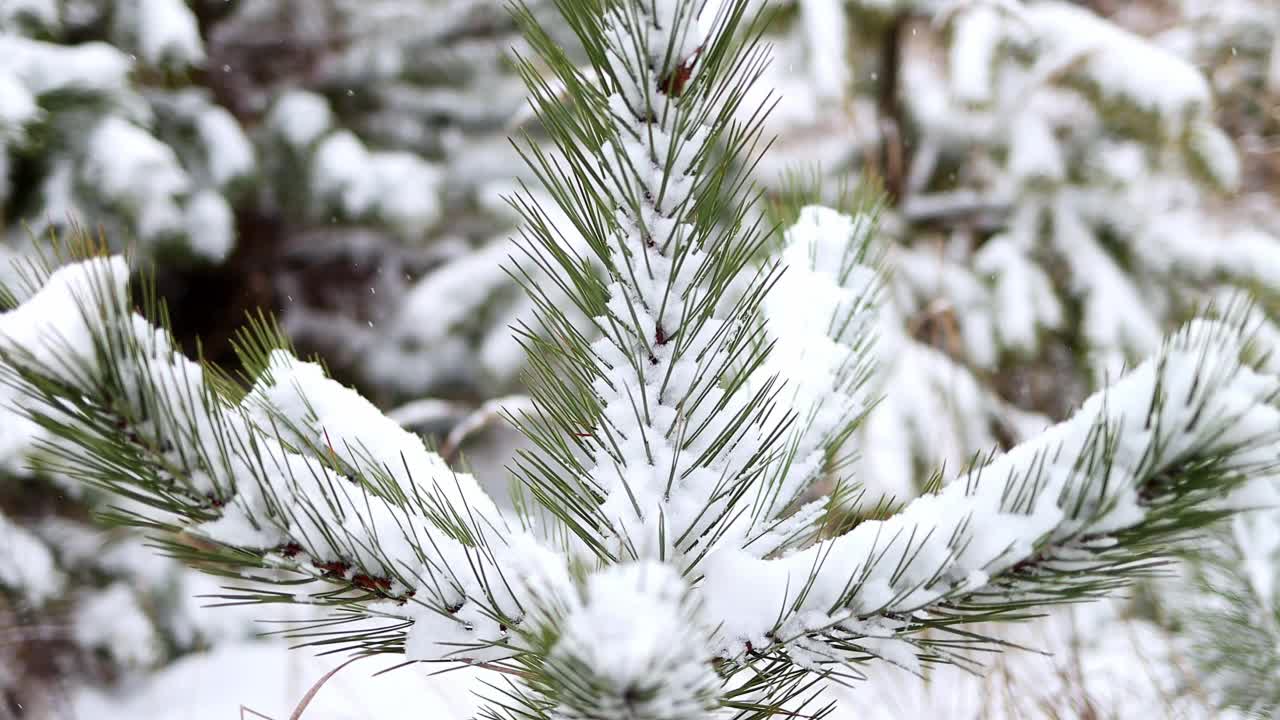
(508, 0, 803, 565)
(528, 561, 721, 720)
(0, 512, 62, 603)
(745, 204, 880, 541)
(0, 257, 531, 663)
(702, 315, 1280, 668)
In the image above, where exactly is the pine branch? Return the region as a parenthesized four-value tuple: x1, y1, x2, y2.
(0, 255, 527, 663)
(1175, 487, 1280, 714)
(701, 315, 1280, 673)
(506, 0, 864, 571)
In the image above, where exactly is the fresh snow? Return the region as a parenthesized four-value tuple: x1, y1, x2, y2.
(0, 36, 132, 96)
(70, 642, 483, 720)
(2, 0, 1279, 716)
(184, 188, 236, 262)
(0, 69, 38, 134)
(134, 0, 205, 68)
(0, 0, 58, 29)
(752, 205, 878, 524)
(313, 131, 442, 239)
(702, 318, 1280, 658)
(0, 514, 63, 603)
(197, 105, 256, 188)
(74, 583, 163, 667)
(85, 117, 191, 244)
(1024, 2, 1211, 133)
(269, 90, 335, 149)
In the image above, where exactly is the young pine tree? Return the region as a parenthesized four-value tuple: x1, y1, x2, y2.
(1, 1, 1279, 718)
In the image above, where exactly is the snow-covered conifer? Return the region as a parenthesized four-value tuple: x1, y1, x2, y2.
(2, 1, 1280, 718)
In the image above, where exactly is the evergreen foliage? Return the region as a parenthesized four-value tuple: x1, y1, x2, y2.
(2, 2, 1280, 718)
(755, 4, 1280, 713)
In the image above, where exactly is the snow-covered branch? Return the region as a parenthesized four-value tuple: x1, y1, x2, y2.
(0, 258, 527, 662)
(703, 316, 1280, 668)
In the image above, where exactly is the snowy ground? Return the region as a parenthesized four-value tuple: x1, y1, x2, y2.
(67, 598, 1231, 720)
(70, 643, 483, 720)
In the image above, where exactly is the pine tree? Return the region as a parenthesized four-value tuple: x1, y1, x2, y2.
(0, 0, 267, 680)
(2, 1, 1280, 718)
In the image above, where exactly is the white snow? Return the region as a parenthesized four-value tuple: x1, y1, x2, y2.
(0, 69, 39, 135)
(974, 236, 1063, 352)
(0, 0, 58, 29)
(365, 188, 587, 394)
(71, 642, 483, 720)
(184, 188, 236, 262)
(196, 105, 255, 188)
(799, 0, 850, 101)
(703, 318, 1280, 658)
(0, 318, 48, 473)
(0, 259, 514, 665)
(1051, 198, 1164, 363)
(547, 562, 718, 719)
(0, 36, 132, 96)
(751, 205, 879, 522)
(1006, 112, 1065, 184)
(368, 151, 442, 239)
(949, 3, 1004, 106)
(1188, 119, 1242, 191)
(269, 89, 335, 150)
(84, 117, 191, 244)
(1025, 2, 1211, 133)
(2, 1, 1278, 716)
(827, 599, 1239, 720)
(893, 242, 1002, 368)
(74, 583, 162, 667)
(314, 130, 380, 217)
(0, 256, 130, 377)
(312, 132, 440, 237)
(135, 0, 205, 68)
(0, 145, 7, 206)
(0, 514, 63, 603)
